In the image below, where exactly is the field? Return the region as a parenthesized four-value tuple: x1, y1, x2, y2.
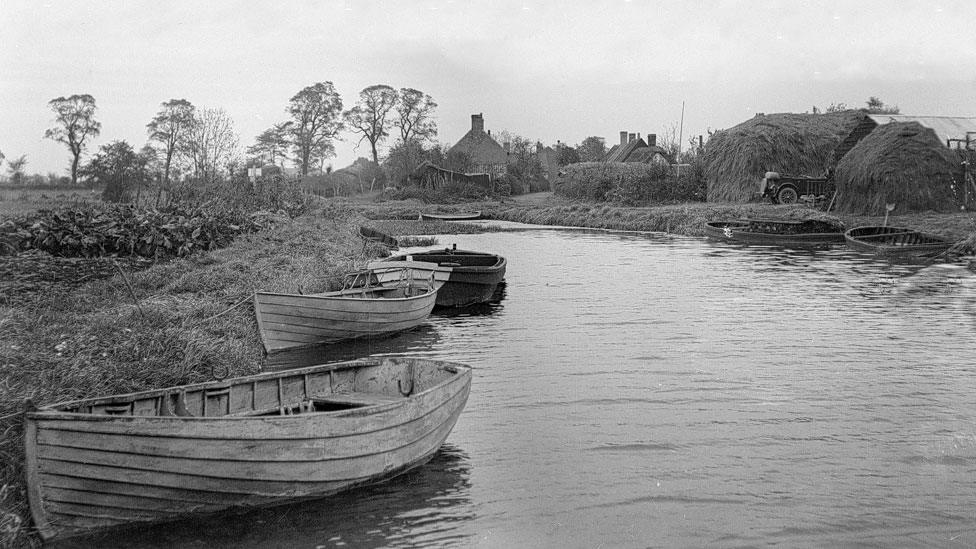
(0, 187, 101, 217)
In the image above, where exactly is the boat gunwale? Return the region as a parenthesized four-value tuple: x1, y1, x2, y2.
(27, 359, 471, 418)
(844, 225, 954, 253)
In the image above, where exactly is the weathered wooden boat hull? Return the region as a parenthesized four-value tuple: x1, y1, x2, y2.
(704, 220, 845, 246)
(254, 280, 437, 353)
(419, 211, 482, 221)
(844, 226, 953, 257)
(25, 357, 472, 542)
(382, 249, 507, 307)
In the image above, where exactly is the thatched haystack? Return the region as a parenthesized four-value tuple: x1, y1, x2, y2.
(832, 122, 964, 215)
(703, 111, 865, 202)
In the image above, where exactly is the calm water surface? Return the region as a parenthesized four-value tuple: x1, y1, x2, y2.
(98, 228, 976, 548)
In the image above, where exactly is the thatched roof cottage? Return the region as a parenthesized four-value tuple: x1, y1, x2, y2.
(448, 114, 508, 177)
(604, 132, 671, 164)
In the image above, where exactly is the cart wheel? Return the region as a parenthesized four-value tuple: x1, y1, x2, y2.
(776, 186, 798, 204)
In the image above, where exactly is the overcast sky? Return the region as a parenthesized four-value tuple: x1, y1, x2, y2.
(2, 0, 975, 175)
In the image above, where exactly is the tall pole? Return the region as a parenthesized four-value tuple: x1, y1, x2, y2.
(676, 101, 685, 178)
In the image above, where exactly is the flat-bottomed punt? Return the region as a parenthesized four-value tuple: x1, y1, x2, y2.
(704, 218, 845, 246)
(419, 211, 482, 221)
(380, 247, 506, 307)
(844, 226, 953, 257)
(254, 268, 438, 354)
(24, 357, 472, 543)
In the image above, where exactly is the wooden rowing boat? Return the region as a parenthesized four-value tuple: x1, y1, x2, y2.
(358, 226, 399, 249)
(254, 268, 438, 354)
(844, 226, 954, 257)
(380, 247, 506, 307)
(418, 211, 482, 221)
(703, 218, 846, 246)
(24, 356, 472, 542)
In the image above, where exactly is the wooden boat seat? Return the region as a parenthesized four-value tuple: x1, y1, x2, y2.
(310, 391, 403, 407)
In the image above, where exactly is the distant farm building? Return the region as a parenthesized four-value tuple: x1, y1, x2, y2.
(410, 161, 492, 190)
(603, 132, 671, 164)
(448, 114, 508, 177)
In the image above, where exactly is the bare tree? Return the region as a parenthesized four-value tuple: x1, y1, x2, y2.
(44, 94, 101, 185)
(147, 99, 196, 195)
(184, 107, 240, 183)
(344, 84, 397, 164)
(394, 88, 437, 144)
(287, 82, 343, 176)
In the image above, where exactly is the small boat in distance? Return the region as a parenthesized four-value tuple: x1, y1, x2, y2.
(24, 357, 472, 543)
(358, 226, 399, 249)
(382, 246, 506, 307)
(419, 211, 483, 221)
(844, 226, 954, 258)
(254, 268, 438, 354)
(704, 218, 845, 246)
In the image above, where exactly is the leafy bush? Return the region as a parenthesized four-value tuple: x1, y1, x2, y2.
(554, 161, 706, 205)
(0, 203, 272, 258)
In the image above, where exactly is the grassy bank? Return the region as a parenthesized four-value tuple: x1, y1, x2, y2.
(0, 205, 401, 547)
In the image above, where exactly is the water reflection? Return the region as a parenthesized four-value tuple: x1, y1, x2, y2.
(77, 445, 474, 549)
(263, 324, 444, 369)
(435, 281, 507, 318)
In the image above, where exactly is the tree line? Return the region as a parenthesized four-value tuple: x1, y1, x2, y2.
(0, 83, 441, 202)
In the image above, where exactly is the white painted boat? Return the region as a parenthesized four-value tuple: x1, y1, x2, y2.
(24, 357, 472, 542)
(366, 260, 453, 289)
(254, 267, 438, 354)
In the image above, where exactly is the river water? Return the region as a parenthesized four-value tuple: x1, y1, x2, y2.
(100, 227, 976, 548)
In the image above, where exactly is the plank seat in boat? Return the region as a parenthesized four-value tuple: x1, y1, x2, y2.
(310, 391, 403, 407)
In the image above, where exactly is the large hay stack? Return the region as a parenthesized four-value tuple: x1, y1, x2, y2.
(832, 122, 964, 215)
(703, 111, 864, 202)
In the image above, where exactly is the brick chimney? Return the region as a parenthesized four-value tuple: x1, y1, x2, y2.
(647, 133, 656, 147)
(628, 133, 636, 142)
(619, 131, 627, 145)
(503, 141, 511, 153)
(471, 113, 484, 132)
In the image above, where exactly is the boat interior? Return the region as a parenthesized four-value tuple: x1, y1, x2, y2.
(46, 359, 460, 419)
(850, 228, 945, 246)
